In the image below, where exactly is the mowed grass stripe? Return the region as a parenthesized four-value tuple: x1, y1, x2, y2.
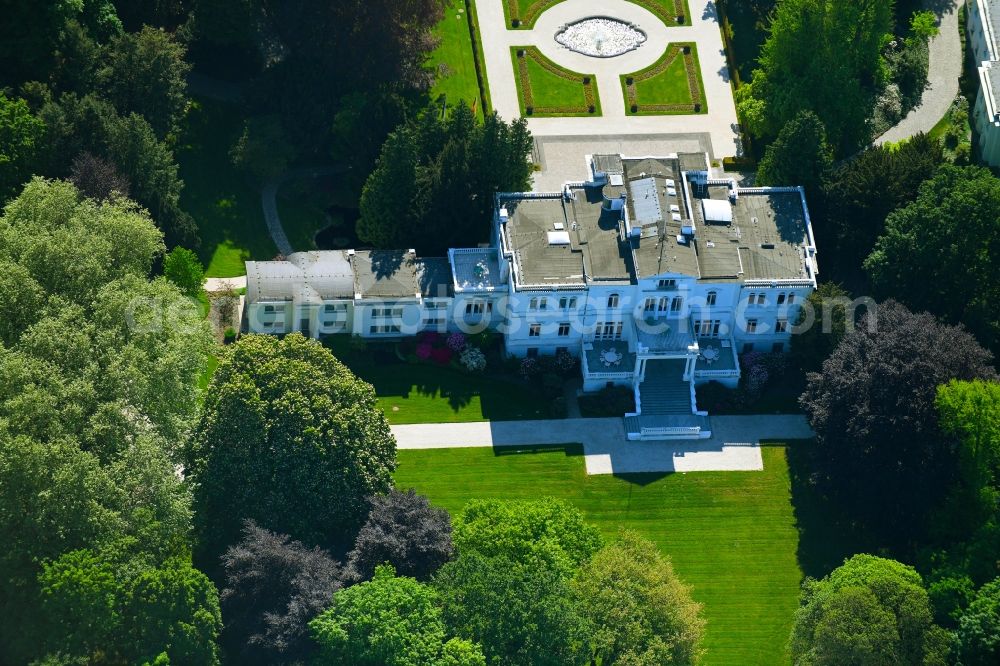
(395, 444, 802, 665)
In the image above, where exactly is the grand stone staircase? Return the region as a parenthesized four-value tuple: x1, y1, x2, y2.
(626, 358, 711, 441)
(639, 359, 692, 415)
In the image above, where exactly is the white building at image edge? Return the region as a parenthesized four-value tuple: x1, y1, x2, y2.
(244, 152, 819, 440)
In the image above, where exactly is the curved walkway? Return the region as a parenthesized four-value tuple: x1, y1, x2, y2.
(875, 0, 962, 145)
(392, 414, 814, 474)
(261, 166, 350, 256)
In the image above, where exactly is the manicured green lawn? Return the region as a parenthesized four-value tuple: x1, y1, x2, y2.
(511, 47, 600, 117)
(430, 0, 484, 116)
(177, 98, 277, 277)
(622, 44, 707, 115)
(634, 54, 690, 104)
(396, 443, 806, 665)
(325, 337, 553, 424)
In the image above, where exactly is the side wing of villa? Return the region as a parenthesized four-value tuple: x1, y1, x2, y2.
(968, 0, 1000, 166)
(245, 152, 818, 440)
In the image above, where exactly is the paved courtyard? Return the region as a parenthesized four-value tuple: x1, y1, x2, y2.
(392, 415, 814, 474)
(476, 0, 741, 160)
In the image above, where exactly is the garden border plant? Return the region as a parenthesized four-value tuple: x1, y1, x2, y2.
(620, 42, 707, 115)
(511, 46, 601, 117)
(503, 0, 692, 29)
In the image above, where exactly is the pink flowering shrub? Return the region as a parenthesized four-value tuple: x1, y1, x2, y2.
(431, 347, 452, 365)
(415, 343, 433, 360)
(747, 365, 770, 396)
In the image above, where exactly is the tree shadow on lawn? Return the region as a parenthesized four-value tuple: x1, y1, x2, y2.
(783, 439, 882, 579)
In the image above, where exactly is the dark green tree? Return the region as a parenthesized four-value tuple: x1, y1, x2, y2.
(359, 103, 533, 254)
(98, 26, 191, 137)
(789, 282, 854, 372)
(790, 554, 950, 665)
(866, 164, 1000, 352)
(818, 133, 942, 288)
(187, 333, 396, 561)
(755, 110, 832, 197)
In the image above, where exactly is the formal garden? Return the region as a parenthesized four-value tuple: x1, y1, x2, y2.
(622, 42, 707, 115)
(503, 0, 692, 29)
(511, 46, 601, 116)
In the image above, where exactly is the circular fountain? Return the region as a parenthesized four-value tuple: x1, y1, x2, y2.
(555, 17, 647, 58)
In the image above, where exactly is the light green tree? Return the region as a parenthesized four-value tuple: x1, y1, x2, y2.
(310, 565, 485, 666)
(790, 554, 950, 665)
(452, 497, 602, 577)
(163, 246, 205, 296)
(573, 531, 704, 665)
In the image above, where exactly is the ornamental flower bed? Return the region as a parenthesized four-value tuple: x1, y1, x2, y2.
(622, 43, 706, 115)
(460, 346, 487, 372)
(513, 46, 600, 117)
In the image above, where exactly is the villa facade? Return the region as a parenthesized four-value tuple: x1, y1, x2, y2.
(968, 0, 1000, 166)
(245, 152, 818, 440)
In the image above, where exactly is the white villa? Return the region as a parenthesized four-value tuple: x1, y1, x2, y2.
(245, 152, 818, 440)
(968, 0, 1000, 166)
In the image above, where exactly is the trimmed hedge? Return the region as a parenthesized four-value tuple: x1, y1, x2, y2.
(505, 0, 692, 29)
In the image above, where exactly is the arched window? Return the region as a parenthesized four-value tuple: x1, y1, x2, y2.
(607, 293, 619, 309)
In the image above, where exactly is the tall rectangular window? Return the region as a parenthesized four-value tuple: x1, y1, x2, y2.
(607, 294, 619, 308)
(644, 298, 656, 312)
(706, 292, 717, 306)
(746, 319, 758, 334)
(775, 319, 788, 333)
(558, 322, 570, 336)
(529, 324, 541, 337)
(529, 297, 539, 311)
(777, 294, 786, 305)
(670, 297, 682, 313)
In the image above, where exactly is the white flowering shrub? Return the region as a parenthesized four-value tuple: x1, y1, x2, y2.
(459, 346, 487, 372)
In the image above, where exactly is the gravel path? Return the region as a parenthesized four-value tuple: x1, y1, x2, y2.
(261, 166, 350, 256)
(875, 0, 962, 145)
(392, 415, 814, 474)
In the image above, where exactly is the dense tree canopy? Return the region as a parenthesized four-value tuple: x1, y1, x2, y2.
(737, 0, 894, 152)
(164, 246, 205, 297)
(573, 532, 704, 665)
(311, 565, 485, 666)
(38, 548, 222, 665)
(755, 110, 831, 197)
(187, 333, 397, 561)
(435, 554, 591, 666)
(346, 488, 454, 583)
(220, 521, 342, 665)
(359, 104, 533, 253)
(789, 282, 854, 372)
(956, 577, 1000, 665)
(790, 554, 949, 665)
(98, 25, 191, 137)
(800, 301, 997, 539)
(818, 134, 942, 287)
(866, 165, 1000, 353)
(0, 178, 215, 662)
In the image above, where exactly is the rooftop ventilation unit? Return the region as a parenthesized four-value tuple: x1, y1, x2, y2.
(609, 174, 624, 186)
(553, 222, 565, 231)
(499, 207, 510, 222)
(547, 231, 571, 246)
(681, 221, 695, 236)
(701, 199, 734, 224)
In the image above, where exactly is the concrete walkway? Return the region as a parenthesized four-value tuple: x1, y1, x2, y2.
(204, 275, 247, 292)
(392, 415, 814, 474)
(875, 0, 962, 145)
(261, 166, 351, 257)
(475, 0, 741, 158)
